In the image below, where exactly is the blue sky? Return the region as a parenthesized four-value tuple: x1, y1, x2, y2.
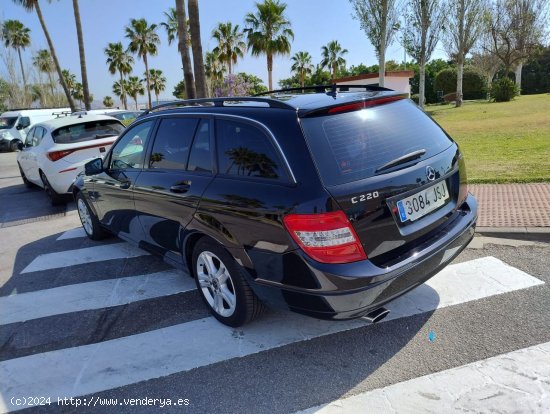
(1, 0, 448, 103)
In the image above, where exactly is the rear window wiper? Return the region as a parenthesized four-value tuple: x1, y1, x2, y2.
(375, 149, 427, 174)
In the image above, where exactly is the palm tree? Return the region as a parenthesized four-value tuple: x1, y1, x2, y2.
(71, 0, 91, 110)
(245, 0, 294, 91)
(61, 69, 77, 94)
(12, 0, 76, 111)
(125, 76, 144, 110)
(112, 80, 127, 107)
(72, 82, 84, 109)
(104, 42, 134, 110)
(33, 49, 55, 97)
(146, 69, 166, 105)
(188, 0, 207, 98)
(320, 40, 348, 82)
(291, 51, 313, 88)
(205, 50, 226, 95)
(103, 96, 113, 107)
(175, 0, 196, 99)
(1, 20, 31, 90)
(160, 7, 191, 46)
(212, 22, 246, 75)
(125, 18, 160, 109)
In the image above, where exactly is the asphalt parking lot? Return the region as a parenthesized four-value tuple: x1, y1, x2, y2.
(0, 151, 549, 413)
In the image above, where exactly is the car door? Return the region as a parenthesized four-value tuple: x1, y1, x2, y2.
(17, 126, 35, 177)
(133, 116, 215, 259)
(91, 119, 155, 241)
(19, 126, 46, 184)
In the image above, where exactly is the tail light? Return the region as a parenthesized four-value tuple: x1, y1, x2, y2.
(283, 211, 367, 264)
(47, 149, 75, 161)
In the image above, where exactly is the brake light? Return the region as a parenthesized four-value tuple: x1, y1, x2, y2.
(47, 149, 74, 161)
(283, 211, 367, 264)
(326, 95, 407, 115)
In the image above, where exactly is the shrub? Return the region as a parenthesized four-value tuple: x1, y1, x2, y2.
(443, 92, 457, 103)
(410, 94, 419, 104)
(489, 77, 519, 102)
(434, 67, 486, 100)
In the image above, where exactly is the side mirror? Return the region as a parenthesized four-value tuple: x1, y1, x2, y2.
(84, 158, 104, 176)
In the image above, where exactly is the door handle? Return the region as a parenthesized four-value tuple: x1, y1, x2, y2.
(169, 184, 191, 194)
(119, 180, 131, 189)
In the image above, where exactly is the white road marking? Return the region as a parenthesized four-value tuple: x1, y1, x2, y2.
(0, 270, 195, 325)
(20, 244, 149, 274)
(56, 228, 86, 241)
(0, 257, 543, 412)
(295, 341, 550, 414)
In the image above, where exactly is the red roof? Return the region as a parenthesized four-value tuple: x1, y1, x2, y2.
(335, 70, 415, 83)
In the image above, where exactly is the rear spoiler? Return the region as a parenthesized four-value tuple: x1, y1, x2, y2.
(298, 94, 409, 118)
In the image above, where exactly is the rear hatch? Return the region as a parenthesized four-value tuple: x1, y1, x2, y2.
(49, 118, 124, 167)
(300, 97, 468, 264)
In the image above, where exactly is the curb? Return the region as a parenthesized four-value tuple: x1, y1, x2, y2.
(476, 226, 550, 242)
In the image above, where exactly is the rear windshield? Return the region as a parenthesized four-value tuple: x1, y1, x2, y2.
(52, 120, 125, 144)
(300, 99, 453, 186)
(0, 117, 17, 130)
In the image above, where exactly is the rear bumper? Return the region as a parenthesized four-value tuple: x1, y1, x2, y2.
(253, 193, 477, 320)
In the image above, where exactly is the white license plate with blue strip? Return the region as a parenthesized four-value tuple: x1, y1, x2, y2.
(397, 181, 449, 223)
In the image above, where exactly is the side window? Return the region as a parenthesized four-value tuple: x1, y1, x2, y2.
(110, 120, 153, 170)
(216, 120, 286, 180)
(32, 126, 45, 147)
(25, 127, 35, 146)
(149, 117, 198, 169)
(187, 119, 212, 173)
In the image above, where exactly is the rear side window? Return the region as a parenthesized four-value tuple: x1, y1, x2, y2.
(300, 99, 453, 186)
(32, 126, 46, 147)
(52, 120, 124, 144)
(216, 119, 286, 180)
(149, 117, 199, 170)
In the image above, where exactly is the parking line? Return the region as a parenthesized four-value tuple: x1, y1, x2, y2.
(295, 341, 550, 413)
(56, 228, 86, 241)
(0, 257, 543, 412)
(20, 243, 150, 274)
(0, 270, 195, 325)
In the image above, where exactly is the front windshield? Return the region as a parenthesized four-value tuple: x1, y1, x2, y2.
(0, 117, 18, 130)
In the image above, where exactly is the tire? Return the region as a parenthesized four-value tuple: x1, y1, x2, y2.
(192, 238, 264, 327)
(18, 163, 34, 188)
(40, 171, 66, 206)
(75, 192, 105, 241)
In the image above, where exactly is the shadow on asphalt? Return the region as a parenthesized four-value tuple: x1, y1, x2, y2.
(0, 183, 74, 227)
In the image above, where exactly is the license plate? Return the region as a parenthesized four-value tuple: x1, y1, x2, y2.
(396, 181, 449, 223)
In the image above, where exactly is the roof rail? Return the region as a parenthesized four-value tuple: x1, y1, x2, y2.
(141, 97, 296, 115)
(254, 84, 394, 97)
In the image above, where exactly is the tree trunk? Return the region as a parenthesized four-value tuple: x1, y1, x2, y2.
(176, 0, 196, 99)
(143, 54, 152, 109)
(332, 63, 337, 82)
(419, 59, 426, 109)
(16, 47, 27, 91)
(47, 71, 55, 98)
(188, 0, 207, 98)
(72, 0, 91, 110)
(379, 0, 387, 87)
(228, 61, 232, 75)
(456, 56, 464, 108)
(515, 61, 523, 95)
(300, 72, 304, 88)
(135, 97, 138, 110)
(119, 71, 127, 110)
(156, 92, 159, 105)
(267, 54, 273, 91)
(35, 1, 76, 111)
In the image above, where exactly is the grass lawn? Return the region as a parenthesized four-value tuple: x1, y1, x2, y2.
(426, 93, 550, 183)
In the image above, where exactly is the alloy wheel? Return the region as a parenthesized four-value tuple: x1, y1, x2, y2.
(77, 198, 93, 236)
(196, 251, 237, 317)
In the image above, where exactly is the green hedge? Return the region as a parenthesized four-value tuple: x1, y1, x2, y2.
(434, 67, 486, 100)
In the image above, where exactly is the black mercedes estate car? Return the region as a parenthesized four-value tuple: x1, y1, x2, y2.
(74, 86, 477, 327)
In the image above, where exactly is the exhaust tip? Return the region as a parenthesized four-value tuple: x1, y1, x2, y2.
(362, 307, 390, 323)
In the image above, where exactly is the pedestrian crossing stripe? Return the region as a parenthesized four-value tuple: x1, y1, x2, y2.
(0, 256, 543, 412)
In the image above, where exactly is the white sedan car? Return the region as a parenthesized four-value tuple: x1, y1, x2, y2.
(17, 114, 125, 205)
